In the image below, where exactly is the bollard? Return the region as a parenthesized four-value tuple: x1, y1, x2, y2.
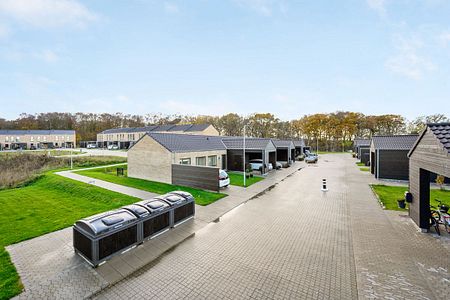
(321, 178, 328, 192)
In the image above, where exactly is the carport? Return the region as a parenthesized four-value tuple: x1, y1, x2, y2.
(293, 139, 306, 159)
(222, 137, 277, 174)
(273, 140, 295, 165)
(370, 135, 418, 180)
(407, 123, 450, 231)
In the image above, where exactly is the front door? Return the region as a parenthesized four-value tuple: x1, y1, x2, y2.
(221, 154, 226, 170)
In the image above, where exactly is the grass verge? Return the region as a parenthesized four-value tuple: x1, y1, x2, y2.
(360, 167, 370, 172)
(76, 166, 227, 206)
(370, 184, 450, 211)
(0, 171, 138, 300)
(227, 172, 264, 187)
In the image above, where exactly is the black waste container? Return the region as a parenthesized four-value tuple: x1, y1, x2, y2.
(160, 191, 195, 227)
(122, 204, 151, 243)
(135, 199, 171, 240)
(73, 209, 138, 267)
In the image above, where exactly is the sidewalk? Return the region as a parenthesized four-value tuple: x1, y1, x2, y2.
(56, 166, 157, 200)
(8, 163, 303, 299)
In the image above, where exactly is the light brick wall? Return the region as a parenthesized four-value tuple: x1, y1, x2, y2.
(127, 135, 173, 184)
(0, 132, 76, 149)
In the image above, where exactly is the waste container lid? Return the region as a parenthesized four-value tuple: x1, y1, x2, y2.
(75, 209, 137, 236)
(169, 191, 193, 199)
(122, 204, 150, 218)
(137, 199, 170, 212)
(161, 194, 185, 205)
(102, 215, 124, 226)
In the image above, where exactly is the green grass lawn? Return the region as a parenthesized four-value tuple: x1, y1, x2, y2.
(360, 167, 370, 172)
(371, 184, 450, 211)
(227, 172, 264, 187)
(76, 166, 227, 206)
(0, 171, 139, 300)
(356, 162, 365, 166)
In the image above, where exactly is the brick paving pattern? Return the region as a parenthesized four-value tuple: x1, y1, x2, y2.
(95, 154, 450, 300)
(8, 156, 450, 299)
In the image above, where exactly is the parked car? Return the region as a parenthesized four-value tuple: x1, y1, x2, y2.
(305, 154, 318, 163)
(275, 162, 283, 169)
(87, 143, 97, 149)
(107, 144, 119, 150)
(248, 159, 273, 172)
(219, 169, 230, 188)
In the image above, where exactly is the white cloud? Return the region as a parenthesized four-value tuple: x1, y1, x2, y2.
(385, 35, 435, 80)
(367, 0, 387, 16)
(234, 0, 274, 16)
(164, 2, 179, 14)
(0, 0, 98, 29)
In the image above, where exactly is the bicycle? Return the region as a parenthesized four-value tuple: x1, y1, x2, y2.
(436, 199, 450, 234)
(430, 205, 441, 235)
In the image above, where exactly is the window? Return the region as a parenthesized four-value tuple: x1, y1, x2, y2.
(5, 137, 8, 142)
(196, 156, 206, 166)
(31, 136, 34, 142)
(180, 158, 191, 165)
(208, 155, 217, 166)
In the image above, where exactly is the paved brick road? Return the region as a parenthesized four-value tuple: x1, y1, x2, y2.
(93, 154, 450, 300)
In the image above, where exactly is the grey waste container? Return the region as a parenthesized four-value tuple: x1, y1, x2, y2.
(73, 209, 138, 267)
(159, 191, 195, 227)
(134, 199, 171, 240)
(122, 204, 151, 243)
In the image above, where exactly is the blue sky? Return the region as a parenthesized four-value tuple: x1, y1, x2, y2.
(0, 0, 449, 121)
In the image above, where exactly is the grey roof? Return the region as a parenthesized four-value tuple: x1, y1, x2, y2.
(0, 129, 75, 135)
(372, 135, 419, 150)
(429, 123, 450, 153)
(185, 124, 211, 132)
(148, 133, 226, 153)
(272, 139, 294, 148)
(354, 138, 371, 147)
(293, 139, 306, 147)
(101, 124, 211, 134)
(221, 137, 275, 150)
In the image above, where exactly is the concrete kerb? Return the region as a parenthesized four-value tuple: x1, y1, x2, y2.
(368, 184, 386, 209)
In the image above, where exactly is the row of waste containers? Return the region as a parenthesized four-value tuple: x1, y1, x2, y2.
(73, 191, 195, 267)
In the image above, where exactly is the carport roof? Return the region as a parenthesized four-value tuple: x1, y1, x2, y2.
(293, 139, 305, 147)
(409, 123, 450, 156)
(148, 132, 226, 153)
(221, 137, 275, 150)
(429, 123, 450, 153)
(272, 140, 294, 148)
(354, 138, 371, 147)
(372, 135, 419, 150)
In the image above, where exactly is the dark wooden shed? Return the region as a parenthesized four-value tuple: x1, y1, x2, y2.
(370, 135, 419, 180)
(353, 138, 371, 165)
(407, 123, 450, 230)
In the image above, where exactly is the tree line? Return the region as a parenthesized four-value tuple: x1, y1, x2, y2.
(0, 112, 448, 151)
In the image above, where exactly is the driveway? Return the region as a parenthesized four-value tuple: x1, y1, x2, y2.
(95, 154, 450, 299)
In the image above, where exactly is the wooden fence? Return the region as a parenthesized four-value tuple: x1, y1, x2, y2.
(171, 164, 219, 192)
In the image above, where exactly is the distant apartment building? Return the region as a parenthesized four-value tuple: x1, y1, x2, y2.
(0, 130, 76, 150)
(96, 124, 219, 149)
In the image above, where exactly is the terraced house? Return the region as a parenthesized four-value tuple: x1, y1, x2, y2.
(0, 130, 76, 150)
(96, 124, 219, 149)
